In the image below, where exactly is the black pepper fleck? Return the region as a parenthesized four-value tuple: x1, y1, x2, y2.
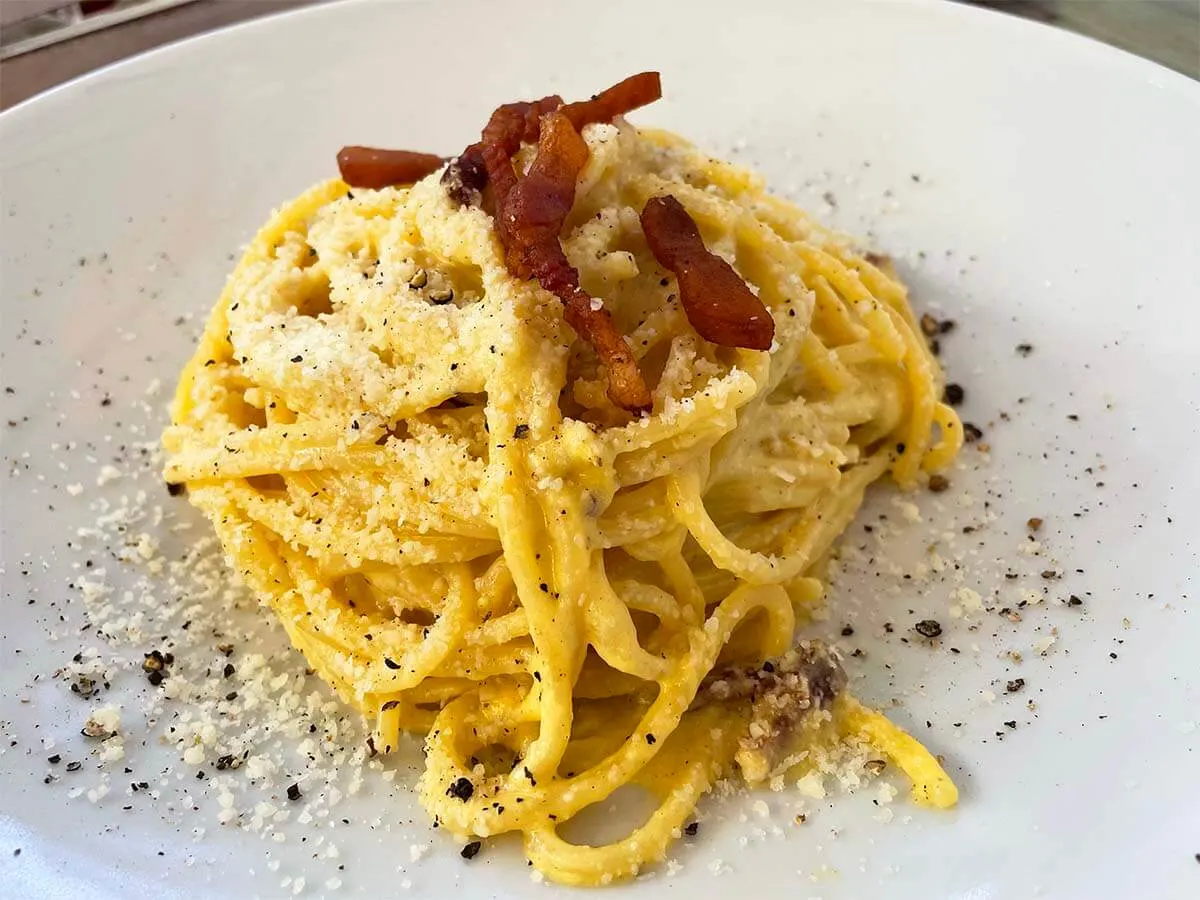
(448, 777, 474, 800)
(914, 619, 943, 638)
(461, 840, 482, 860)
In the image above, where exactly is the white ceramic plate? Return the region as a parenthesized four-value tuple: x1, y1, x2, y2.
(3, 1, 1199, 897)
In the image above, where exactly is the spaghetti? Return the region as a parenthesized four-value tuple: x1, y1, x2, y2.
(163, 76, 962, 885)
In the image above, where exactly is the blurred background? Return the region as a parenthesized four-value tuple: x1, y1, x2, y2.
(1, 0, 1197, 110)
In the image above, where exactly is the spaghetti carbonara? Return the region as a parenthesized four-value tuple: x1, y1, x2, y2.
(163, 75, 962, 885)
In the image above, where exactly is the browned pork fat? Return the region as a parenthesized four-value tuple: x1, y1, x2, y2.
(695, 641, 846, 783)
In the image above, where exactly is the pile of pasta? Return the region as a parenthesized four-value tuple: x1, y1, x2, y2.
(164, 85, 962, 885)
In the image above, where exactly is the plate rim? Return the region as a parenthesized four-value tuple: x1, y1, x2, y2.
(2, 0, 1198, 130)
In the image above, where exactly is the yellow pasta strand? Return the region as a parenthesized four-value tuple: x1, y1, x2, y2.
(164, 120, 962, 886)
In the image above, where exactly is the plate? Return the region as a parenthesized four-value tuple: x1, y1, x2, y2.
(2, 1, 1198, 897)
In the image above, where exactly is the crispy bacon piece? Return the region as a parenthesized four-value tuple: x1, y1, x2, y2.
(336, 147, 445, 190)
(442, 95, 562, 206)
(490, 111, 651, 412)
(640, 195, 775, 351)
(476, 95, 564, 224)
(441, 73, 662, 208)
(483, 96, 564, 150)
(559, 71, 662, 131)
